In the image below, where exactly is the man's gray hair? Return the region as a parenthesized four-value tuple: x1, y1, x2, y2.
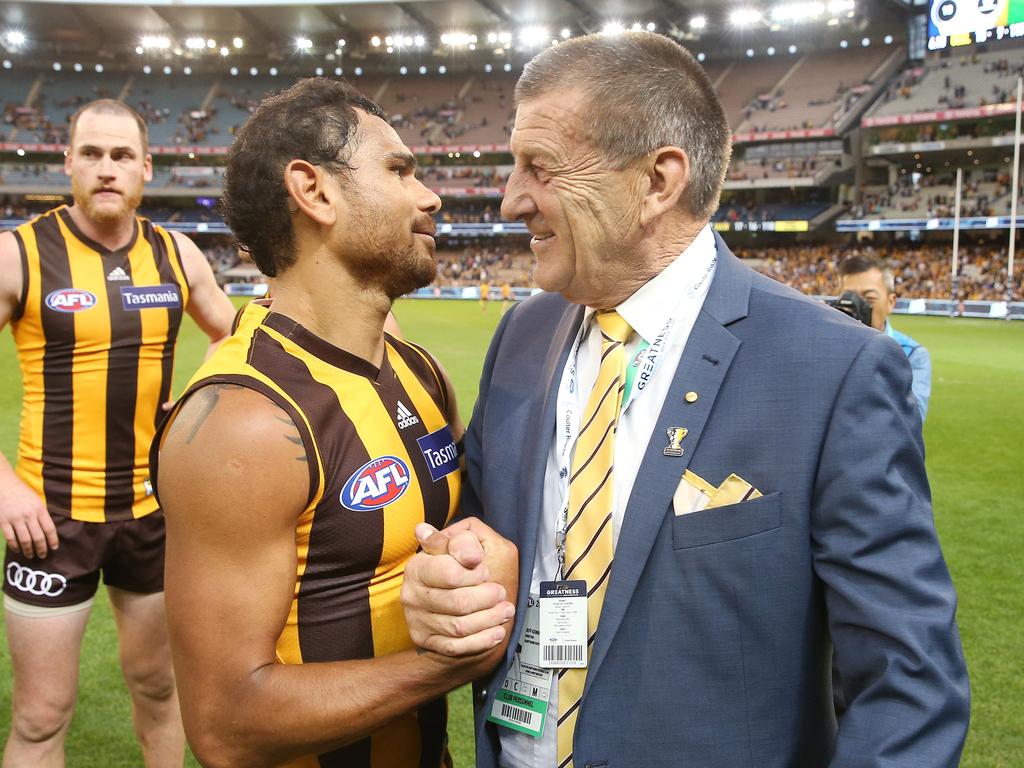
(515, 31, 732, 220)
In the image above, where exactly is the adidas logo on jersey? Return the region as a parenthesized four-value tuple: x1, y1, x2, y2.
(106, 266, 130, 282)
(396, 400, 420, 429)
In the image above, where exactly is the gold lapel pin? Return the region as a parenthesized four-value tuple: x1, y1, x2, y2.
(684, 391, 699, 404)
(663, 427, 688, 457)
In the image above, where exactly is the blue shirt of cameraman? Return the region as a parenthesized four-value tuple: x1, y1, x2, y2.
(885, 321, 931, 422)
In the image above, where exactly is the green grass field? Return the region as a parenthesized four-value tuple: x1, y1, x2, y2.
(0, 301, 1021, 766)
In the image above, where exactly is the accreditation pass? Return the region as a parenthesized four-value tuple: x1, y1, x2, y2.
(487, 596, 552, 737)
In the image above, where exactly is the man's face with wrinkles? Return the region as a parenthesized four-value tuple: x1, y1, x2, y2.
(500, 90, 646, 307)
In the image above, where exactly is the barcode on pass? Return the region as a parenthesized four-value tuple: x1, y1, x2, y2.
(542, 644, 584, 663)
(500, 703, 539, 728)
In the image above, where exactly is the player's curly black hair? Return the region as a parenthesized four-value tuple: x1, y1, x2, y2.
(221, 77, 385, 277)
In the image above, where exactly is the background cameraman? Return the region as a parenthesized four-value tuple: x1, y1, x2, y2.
(839, 255, 932, 421)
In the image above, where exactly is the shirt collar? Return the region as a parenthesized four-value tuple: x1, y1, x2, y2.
(584, 224, 717, 343)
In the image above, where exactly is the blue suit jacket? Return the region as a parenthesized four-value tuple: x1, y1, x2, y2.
(462, 234, 969, 768)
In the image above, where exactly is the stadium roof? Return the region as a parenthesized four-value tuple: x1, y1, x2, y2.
(0, 0, 912, 70)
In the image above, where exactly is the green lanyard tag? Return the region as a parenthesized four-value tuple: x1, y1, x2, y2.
(621, 339, 651, 411)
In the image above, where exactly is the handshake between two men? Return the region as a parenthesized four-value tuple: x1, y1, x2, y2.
(401, 518, 520, 663)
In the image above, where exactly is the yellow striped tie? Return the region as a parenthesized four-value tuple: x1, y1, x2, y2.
(556, 310, 632, 768)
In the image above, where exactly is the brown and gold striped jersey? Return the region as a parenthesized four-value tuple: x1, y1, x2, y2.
(10, 205, 190, 523)
(154, 302, 460, 768)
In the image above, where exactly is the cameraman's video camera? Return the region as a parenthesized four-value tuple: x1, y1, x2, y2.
(826, 291, 873, 327)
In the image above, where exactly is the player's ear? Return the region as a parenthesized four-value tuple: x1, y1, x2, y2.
(284, 159, 336, 227)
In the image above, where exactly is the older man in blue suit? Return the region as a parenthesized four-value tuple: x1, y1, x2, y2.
(402, 31, 968, 768)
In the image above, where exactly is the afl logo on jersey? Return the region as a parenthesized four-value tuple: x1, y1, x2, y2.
(340, 456, 411, 511)
(45, 289, 97, 313)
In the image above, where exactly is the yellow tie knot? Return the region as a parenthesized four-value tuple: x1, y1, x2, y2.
(596, 310, 632, 345)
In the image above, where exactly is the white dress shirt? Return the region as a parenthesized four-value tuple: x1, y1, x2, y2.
(498, 224, 718, 768)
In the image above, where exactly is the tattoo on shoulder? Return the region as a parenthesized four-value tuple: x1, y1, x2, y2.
(168, 383, 245, 444)
(273, 412, 308, 463)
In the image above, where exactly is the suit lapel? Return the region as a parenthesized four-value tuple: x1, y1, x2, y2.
(507, 301, 585, 665)
(583, 237, 752, 692)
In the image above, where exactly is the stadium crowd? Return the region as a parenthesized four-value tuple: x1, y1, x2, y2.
(737, 242, 1022, 300)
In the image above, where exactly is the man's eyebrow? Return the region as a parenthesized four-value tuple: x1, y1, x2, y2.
(385, 151, 417, 170)
(78, 144, 137, 155)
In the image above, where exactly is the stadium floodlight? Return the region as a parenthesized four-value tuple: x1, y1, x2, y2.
(386, 47, 394, 53)
(249, 67, 258, 76)
(419, 65, 427, 74)
(729, 9, 762, 27)
(354, 66, 363, 76)
(767, 46, 776, 55)
(827, 0, 854, 12)
(73, 62, 82, 72)
(690, 16, 707, 30)
(163, 65, 172, 75)
(136, 46, 144, 54)
(220, 46, 229, 56)
(385, 36, 394, 47)
(746, 48, 754, 57)
(520, 26, 549, 47)
(295, 37, 313, 51)
(438, 65, 447, 74)
(442, 32, 475, 47)
(371, 36, 381, 47)
(487, 32, 498, 43)
(52, 62, 61, 71)
(269, 67, 278, 76)
(185, 37, 205, 50)
(884, 34, 893, 44)
(336, 38, 346, 48)
(233, 37, 244, 49)
(206, 39, 216, 49)
(484, 63, 493, 72)
(400, 66, 408, 75)
(95, 63, 103, 73)
(631, 22, 643, 32)
(141, 35, 171, 50)
(403, 36, 413, 47)
(229, 66, 238, 76)
(5, 30, 26, 47)
(503, 62, 512, 72)
(414, 35, 425, 47)
(16, 147, 25, 156)
(334, 67, 342, 76)
(143, 64, 152, 74)
(840, 39, 848, 47)
(473, 150, 481, 158)
(771, 3, 825, 24)
(498, 32, 512, 44)
(2, 60, 11, 69)
(561, 27, 571, 38)
(183, 66, 192, 75)
(601, 21, 625, 36)
(315, 67, 324, 76)
(861, 36, 870, 46)
(788, 43, 798, 53)
(697, 52, 706, 61)
(647, 22, 656, 31)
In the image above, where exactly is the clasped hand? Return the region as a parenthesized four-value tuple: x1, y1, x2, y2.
(401, 517, 519, 659)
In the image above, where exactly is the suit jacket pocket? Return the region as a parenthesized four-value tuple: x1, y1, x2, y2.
(671, 492, 782, 549)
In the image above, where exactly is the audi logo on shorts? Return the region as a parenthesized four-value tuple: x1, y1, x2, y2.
(6, 562, 68, 597)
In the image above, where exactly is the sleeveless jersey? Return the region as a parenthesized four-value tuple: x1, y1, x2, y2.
(153, 302, 460, 768)
(10, 205, 190, 523)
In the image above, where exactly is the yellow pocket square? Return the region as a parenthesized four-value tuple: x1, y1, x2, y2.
(673, 470, 762, 515)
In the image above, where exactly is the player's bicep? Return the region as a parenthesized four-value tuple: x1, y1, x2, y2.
(157, 384, 309, 714)
(173, 232, 235, 342)
(0, 231, 24, 331)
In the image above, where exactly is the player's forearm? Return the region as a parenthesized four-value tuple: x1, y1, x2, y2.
(183, 648, 479, 767)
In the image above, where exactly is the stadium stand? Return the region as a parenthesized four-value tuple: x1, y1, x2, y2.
(870, 47, 1024, 117)
(737, 242, 1023, 301)
(855, 166, 1022, 219)
(733, 46, 895, 133)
